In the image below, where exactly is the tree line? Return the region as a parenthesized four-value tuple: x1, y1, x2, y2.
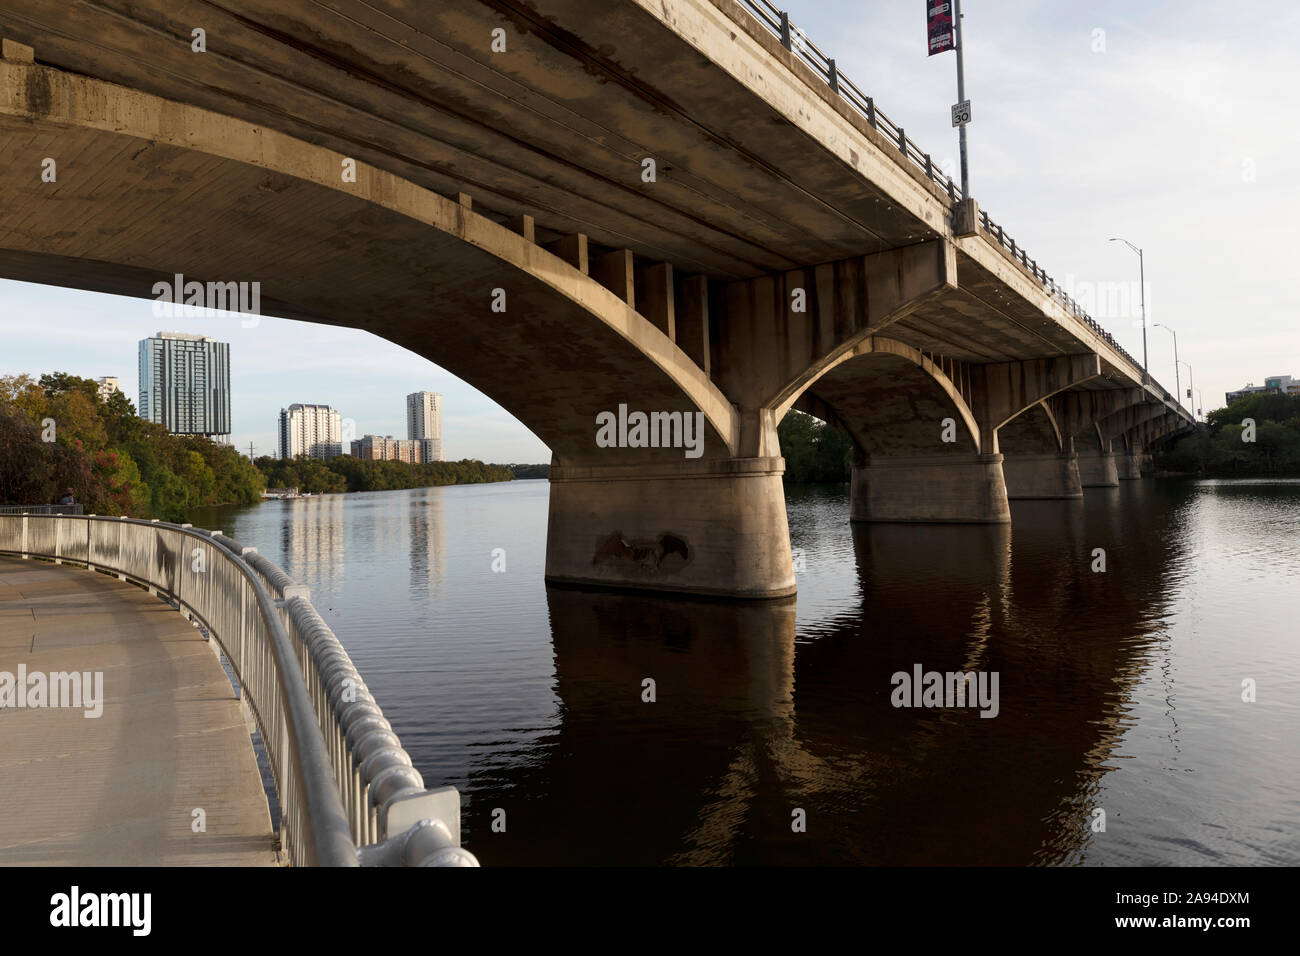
(1, 372, 263, 520)
(255, 454, 514, 494)
(1158, 392, 1300, 476)
(0, 371, 526, 519)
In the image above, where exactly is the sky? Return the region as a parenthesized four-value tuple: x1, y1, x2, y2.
(1, 0, 1296, 457)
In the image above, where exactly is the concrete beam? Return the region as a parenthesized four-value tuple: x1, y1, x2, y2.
(635, 261, 675, 340)
(675, 274, 711, 376)
(507, 214, 536, 243)
(593, 249, 635, 307)
(0, 38, 34, 62)
(544, 233, 589, 274)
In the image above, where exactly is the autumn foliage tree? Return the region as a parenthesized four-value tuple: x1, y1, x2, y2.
(0, 371, 264, 517)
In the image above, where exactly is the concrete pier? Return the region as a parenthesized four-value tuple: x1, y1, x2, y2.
(546, 458, 796, 599)
(850, 455, 1011, 523)
(1077, 452, 1120, 487)
(1002, 453, 1084, 500)
(1116, 455, 1143, 480)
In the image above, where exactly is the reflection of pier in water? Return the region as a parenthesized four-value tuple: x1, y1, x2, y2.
(459, 486, 1188, 865)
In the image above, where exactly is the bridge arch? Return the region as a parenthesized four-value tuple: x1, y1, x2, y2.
(0, 60, 735, 465)
(998, 400, 1065, 456)
(777, 336, 982, 458)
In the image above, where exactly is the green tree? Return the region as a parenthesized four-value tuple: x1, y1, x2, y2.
(777, 410, 853, 483)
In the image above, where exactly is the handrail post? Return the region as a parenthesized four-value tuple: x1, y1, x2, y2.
(779, 11, 791, 49)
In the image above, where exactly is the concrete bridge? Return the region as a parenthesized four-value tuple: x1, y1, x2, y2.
(0, 0, 1194, 599)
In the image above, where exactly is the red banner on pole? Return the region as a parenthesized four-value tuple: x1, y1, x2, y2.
(928, 1, 955, 55)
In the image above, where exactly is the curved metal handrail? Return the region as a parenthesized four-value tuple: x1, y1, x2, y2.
(0, 513, 476, 867)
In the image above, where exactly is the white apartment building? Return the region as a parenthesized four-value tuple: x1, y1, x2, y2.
(96, 376, 120, 401)
(406, 391, 444, 461)
(278, 403, 343, 459)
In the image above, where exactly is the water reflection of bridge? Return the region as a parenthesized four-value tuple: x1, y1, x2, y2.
(462, 483, 1186, 865)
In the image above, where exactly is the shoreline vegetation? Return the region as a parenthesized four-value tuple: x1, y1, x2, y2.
(0, 372, 547, 521)
(779, 410, 853, 484)
(254, 455, 515, 494)
(1156, 392, 1300, 477)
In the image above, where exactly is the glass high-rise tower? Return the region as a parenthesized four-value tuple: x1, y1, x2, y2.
(137, 332, 231, 437)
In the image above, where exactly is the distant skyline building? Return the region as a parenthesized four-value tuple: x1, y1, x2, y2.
(137, 331, 231, 437)
(406, 391, 444, 461)
(1226, 374, 1295, 404)
(95, 376, 120, 402)
(279, 403, 342, 459)
(351, 434, 422, 463)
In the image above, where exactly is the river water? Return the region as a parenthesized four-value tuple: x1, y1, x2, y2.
(191, 478, 1300, 866)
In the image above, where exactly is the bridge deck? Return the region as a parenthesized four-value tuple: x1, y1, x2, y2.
(0, 557, 277, 865)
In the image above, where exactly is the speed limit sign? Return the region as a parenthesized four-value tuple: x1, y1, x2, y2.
(951, 100, 971, 127)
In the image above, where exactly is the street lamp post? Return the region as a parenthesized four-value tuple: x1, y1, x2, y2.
(1110, 238, 1148, 385)
(1154, 322, 1181, 409)
(1178, 360, 1197, 421)
(954, 0, 970, 201)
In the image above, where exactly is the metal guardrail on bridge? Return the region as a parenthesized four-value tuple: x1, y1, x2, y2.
(0, 513, 478, 867)
(0, 504, 83, 515)
(737, 0, 1142, 373)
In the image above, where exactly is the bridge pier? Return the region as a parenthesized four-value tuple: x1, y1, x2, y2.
(1001, 452, 1083, 500)
(850, 454, 1010, 524)
(1116, 455, 1142, 480)
(545, 458, 796, 599)
(1077, 452, 1120, 487)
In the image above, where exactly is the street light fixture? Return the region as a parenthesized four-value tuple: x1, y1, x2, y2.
(1153, 322, 1181, 410)
(1110, 238, 1148, 384)
(1178, 359, 1198, 421)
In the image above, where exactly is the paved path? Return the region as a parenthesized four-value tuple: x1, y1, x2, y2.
(0, 557, 278, 865)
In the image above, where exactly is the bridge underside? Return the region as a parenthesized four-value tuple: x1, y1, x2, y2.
(0, 18, 1191, 598)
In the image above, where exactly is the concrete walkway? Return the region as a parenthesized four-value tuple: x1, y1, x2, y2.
(0, 557, 278, 865)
